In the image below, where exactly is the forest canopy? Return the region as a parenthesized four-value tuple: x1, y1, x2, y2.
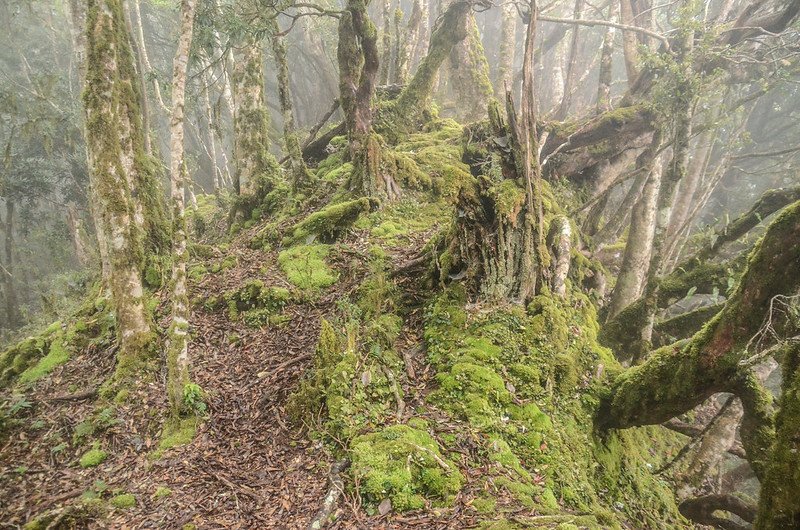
(1, 0, 800, 528)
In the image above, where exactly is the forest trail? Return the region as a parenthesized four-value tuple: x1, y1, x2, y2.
(0, 204, 492, 528)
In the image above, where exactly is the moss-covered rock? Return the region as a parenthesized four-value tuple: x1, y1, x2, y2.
(79, 446, 108, 468)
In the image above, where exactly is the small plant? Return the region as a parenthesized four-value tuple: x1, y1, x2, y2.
(182, 383, 207, 416)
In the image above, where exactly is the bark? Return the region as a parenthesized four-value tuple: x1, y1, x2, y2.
(269, 18, 312, 190)
(447, 13, 493, 122)
(605, 136, 662, 321)
(1, 202, 22, 330)
(598, 200, 800, 481)
(679, 494, 755, 530)
(166, 0, 196, 416)
(394, 0, 423, 84)
(379, 0, 392, 85)
(618, 0, 639, 84)
(131, 0, 168, 114)
(66, 203, 90, 266)
(595, 2, 616, 113)
(493, 2, 517, 96)
(84, 0, 156, 365)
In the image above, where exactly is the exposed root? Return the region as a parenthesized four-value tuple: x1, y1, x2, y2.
(308, 459, 349, 530)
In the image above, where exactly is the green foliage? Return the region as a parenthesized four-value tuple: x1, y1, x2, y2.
(278, 244, 338, 290)
(183, 383, 207, 416)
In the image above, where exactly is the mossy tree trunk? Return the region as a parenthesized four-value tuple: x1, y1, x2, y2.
(595, 2, 616, 112)
(338, 0, 390, 198)
(755, 341, 800, 529)
(230, 0, 283, 207)
(1, 202, 22, 330)
(598, 199, 800, 481)
(393, 0, 423, 84)
(493, 2, 517, 96)
(269, 17, 312, 191)
(447, 13, 493, 122)
(84, 0, 159, 368)
(166, 0, 196, 416)
(445, 0, 547, 303)
(394, 0, 471, 123)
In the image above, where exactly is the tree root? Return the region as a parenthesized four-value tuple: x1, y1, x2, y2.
(679, 494, 755, 530)
(308, 459, 349, 530)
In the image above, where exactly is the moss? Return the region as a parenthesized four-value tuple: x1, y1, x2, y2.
(154, 417, 198, 458)
(153, 486, 172, 499)
(288, 198, 372, 244)
(109, 493, 136, 509)
(79, 447, 108, 468)
(350, 424, 463, 511)
(224, 280, 292, 319)
(187, 264, 207, 282)
(210, 255, 237, 273)
(472, 496, 497, 514)
(278, 244, 338, 290)
(19, 331, 69, 384)
(490, 179, 526, 219)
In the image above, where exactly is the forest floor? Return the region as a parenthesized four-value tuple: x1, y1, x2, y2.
(0, 213, 491, 529)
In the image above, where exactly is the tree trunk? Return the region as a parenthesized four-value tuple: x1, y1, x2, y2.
(379, 0, 392, 85)
(166, 0, 196, 416)
(2, 202, 22, 330)
(755, 341, 800, 529)
(394, 0, 423, 84)
(84, 0, 157, 367)
(605, 135, 662, 321)
(618, 0, 639, 85)
(595, 2, 617, 112)
(231, 15, 280, 202)
(395, 0, 472, 122)
(554, 0, 584, 120)
(269, 18, 312, 190)
(447, 13, 493, 122)
(493, 2, 517, 96)
(598, 199, 800, 481)
(338, 0, 389, 198)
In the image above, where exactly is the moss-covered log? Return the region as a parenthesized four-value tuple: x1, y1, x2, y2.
(597, 200, 800, 474)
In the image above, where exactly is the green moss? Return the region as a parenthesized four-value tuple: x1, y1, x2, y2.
(153, 486, 172, 499)
(288, 198, 372, 244)
(278, 244, 338, 290)
(210, 256, 237, 273)
(79, 447, 108, 468)
(19, 332, 69, 383)
(472, 496, 497, 514)
(490, 178, 526, 219)
(109, 493, 136, 509)
(350, 424, 463, 511)
(154, 417, 198, 458)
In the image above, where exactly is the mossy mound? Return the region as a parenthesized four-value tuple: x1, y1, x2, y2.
(278, 244, 338, 291)
(422, 285, 686, 527)
(223, 280, 292, 323)
(1, 296, 113, 387)
(351, 423, 463, 511)
(287, 197, 373, 244)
